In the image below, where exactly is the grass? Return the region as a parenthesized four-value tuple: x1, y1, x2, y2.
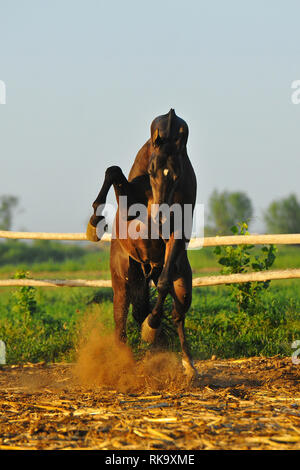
(0, 244, 299, 364)
(187, 282, 300, 358)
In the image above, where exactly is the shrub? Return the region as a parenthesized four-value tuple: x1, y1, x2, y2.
(213, 222, 277, 313)
(11, 270, 38, 322)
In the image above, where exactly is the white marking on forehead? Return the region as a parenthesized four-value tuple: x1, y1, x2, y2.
(163, 168, 169, 176)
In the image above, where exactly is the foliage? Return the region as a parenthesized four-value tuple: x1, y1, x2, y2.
(264, 193, 300, 234)
(207, 189, 253, 235)
(0, 279, 298, 364)
(0, 240, 299, 364)
(0, 239, 97, 267)
(213, 222, 277, 312)
(11, 270, 38, 321)
(0, 195, 19, 230)
(0, 272, 81, 363)
(186, 285, 299, 359)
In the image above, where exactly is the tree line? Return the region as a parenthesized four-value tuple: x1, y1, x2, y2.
(205, 190, 300, 235)
(1, 192, 300, 236)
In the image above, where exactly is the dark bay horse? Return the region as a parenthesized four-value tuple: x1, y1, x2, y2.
(86, 109, 197, 379)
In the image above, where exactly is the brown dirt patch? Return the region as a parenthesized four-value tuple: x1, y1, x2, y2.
(0, 356, 299, 450)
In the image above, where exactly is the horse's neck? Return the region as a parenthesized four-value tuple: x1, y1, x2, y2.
(128, 139, 152, 182)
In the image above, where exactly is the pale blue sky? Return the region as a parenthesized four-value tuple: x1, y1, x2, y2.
(1, 0, 300, 233)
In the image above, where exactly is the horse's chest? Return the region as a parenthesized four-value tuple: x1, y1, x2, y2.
(119, 224, 165, 266)
(114, 211, 165, 265)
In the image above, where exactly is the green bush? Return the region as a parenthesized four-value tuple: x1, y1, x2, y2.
(214, 222, 277, 313)
(11, 270, 38, 322)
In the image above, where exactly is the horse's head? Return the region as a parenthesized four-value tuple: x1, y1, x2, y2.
(148, 109, 188, 205)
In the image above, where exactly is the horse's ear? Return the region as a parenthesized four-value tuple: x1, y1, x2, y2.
(176, 126, 188, 150)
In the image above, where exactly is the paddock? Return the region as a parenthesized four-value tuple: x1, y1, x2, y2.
(0, 230, 299, 450)
(0, 357, 299, 450)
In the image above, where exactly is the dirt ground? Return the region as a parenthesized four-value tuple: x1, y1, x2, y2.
(0, 356, 299, 451)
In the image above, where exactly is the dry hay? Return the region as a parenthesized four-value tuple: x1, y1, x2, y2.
(0, 354, 299, 450)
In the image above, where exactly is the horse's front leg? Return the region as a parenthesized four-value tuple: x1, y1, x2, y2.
(86, 166, 132, 242)
(141, 236, 185, 343)
(157, 236, 186, 294)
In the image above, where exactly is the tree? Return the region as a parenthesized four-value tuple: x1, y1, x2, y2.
(264, 193, 300, 234)
(207, 189, 253, 235)
(0, 195, 19, 230)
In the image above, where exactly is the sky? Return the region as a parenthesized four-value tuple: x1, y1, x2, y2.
(1, 0, 300, 234)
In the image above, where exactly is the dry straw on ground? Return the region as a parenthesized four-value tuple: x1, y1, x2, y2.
(0, 350, 299, 450)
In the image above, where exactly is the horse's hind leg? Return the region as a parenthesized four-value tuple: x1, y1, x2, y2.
(112, 279, 130, 344)
(110, 239, 131, 344)
(130, 278, 150, 326)
(112, 258, 149, 343)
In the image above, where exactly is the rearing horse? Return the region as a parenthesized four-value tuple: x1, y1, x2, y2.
(86, 109, 197, 379)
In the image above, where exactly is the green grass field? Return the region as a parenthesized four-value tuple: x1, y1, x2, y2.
(0, 242, 299, 364)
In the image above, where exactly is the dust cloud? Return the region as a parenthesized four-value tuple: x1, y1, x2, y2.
(73, 315, 186, 393)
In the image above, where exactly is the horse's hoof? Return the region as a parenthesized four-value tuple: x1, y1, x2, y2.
(141, 317, 161, 344)
(182, 360, 200, 385)
(86, 221, 100, 242)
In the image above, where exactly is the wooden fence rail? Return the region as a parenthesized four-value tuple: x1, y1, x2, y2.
(1, 230, 300, 247)
(0, 269, 299, 288)
(0, 230, 299, 288)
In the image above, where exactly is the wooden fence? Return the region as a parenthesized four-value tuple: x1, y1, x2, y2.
(0, 230, 300, 288)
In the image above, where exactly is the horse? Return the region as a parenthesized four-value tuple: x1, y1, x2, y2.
(86, 109, 197, 379)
